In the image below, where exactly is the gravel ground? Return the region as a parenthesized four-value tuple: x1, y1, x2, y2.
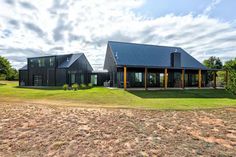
(0, 102, 235, 157)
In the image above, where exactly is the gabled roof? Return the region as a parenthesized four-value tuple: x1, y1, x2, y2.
(58, 53, 83, 68)
(19, 64, 28, 70)
(19, 53, 85, 70)
(107, 41, 207, 70)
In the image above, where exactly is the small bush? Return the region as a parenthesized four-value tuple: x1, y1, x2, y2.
(72, 83, 79, 91)
(88, 83, 93, 88)
(80, 83, 87, 89)
(62, 84, 69, 90)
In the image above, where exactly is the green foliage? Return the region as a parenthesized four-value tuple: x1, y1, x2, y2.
(72, 83, 79, 91)
(6, 68, 18, 80)
(80, 83, 87, 89)
(88, 83, 93, 88)
(203, 56, 223, 81)
(62, 84, 69, 90)
(0, 56, 18, 80)
(224, 58, 236, 95)
(216, 71, 226, 87)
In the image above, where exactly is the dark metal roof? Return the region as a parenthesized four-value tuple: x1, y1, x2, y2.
(19, 53, 84, 70)
(108, 41, 208, 70)
(58, 53, 83, 68)
(19, 64, 28, 70)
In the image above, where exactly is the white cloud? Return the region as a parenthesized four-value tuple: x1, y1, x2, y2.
(203, 0, 221, 15)
(0, 0, 235, 70)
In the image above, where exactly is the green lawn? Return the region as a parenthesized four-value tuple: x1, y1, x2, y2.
(0, 81, 236, 110)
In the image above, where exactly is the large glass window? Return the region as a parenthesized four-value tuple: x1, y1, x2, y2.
(38, 58, 45, 67)
(135, 73, 142, 82)
(91, 74, 97, 85)
(30, 59, 34, 68)
(160, 73, 164, 87)
(71, 73, 76, 84)
(80, 74, 84, 84)
(149, 73, 157, 87)
(49, 57, 55, 67)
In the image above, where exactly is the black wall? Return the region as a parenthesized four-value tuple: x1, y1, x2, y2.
(20, 54, 94, 86)
(19, 70, 28, 86)
(103, 44, 118, 87)
(91, 72, 109, 86)
(68, 54, 93, 85)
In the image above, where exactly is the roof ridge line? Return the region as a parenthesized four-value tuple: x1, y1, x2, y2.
(108, 40, 181, 49)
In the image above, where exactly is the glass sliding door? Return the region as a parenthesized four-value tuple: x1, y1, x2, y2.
(148, 73, 160, 87)
(129, 72, 144, 87)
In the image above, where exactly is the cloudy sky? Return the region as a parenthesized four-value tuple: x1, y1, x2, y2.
(0, 0, 235, 70)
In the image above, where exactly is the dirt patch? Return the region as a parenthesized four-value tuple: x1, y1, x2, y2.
(0, 102, 235, 156)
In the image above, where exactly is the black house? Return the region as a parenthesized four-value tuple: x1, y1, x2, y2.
(19, 53, 93, 86)
(104, 41, 221, 90)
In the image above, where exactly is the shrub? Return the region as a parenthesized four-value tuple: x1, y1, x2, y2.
(72, 83, 79, 91)
(88, 83, 93, 88)
(62, 84, 69, 90)
(80, 83, 87, 89)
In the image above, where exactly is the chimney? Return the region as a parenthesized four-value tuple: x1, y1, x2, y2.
(171, 49, 181, 67)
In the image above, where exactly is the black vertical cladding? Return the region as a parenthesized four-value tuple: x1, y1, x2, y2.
(68, 54, 93, 85)
(103, 44, 118, 87)
(19, 53, 93, 86)
(171, 52, 181, 68)
(91, 72, 109, 86)
(19, 70, 28, 86)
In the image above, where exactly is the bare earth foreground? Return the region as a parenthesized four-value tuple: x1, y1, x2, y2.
(0, 102, 235, 157)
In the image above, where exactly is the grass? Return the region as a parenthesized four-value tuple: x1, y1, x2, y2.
(0, 81, 236, 110)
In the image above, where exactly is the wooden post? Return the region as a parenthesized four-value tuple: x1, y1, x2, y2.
(213, 71, 216, 89)
(124, 66, 127, 90)
(164, 68, 168, 89)
(198, 69, 201, 88)
(181, 69, 185, 89)
(144, 67, 147, 90)
(225, 70, 229, 86)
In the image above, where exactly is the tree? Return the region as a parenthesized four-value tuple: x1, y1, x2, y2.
(203, 56, 223, 81)
(6, 68, 18, 80)
(0, 56, 11, 75)
(0, 56, 18, 80)
(224, 58, 236, 95)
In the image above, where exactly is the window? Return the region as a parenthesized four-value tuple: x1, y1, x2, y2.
(49, 57, 54, 67)
(135, 73, 142, 82)
(80, 74, 84, 84)
(38, 58, 45, 67)
(71, 73, 76, 84)
(91, 74, 97, 85)
(149, 73, 157, 86)
(30, 59, 34, 68)
(160, 73, 164, 87)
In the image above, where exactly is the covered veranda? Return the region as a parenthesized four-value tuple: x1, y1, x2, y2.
(117, 66, 228, 90)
